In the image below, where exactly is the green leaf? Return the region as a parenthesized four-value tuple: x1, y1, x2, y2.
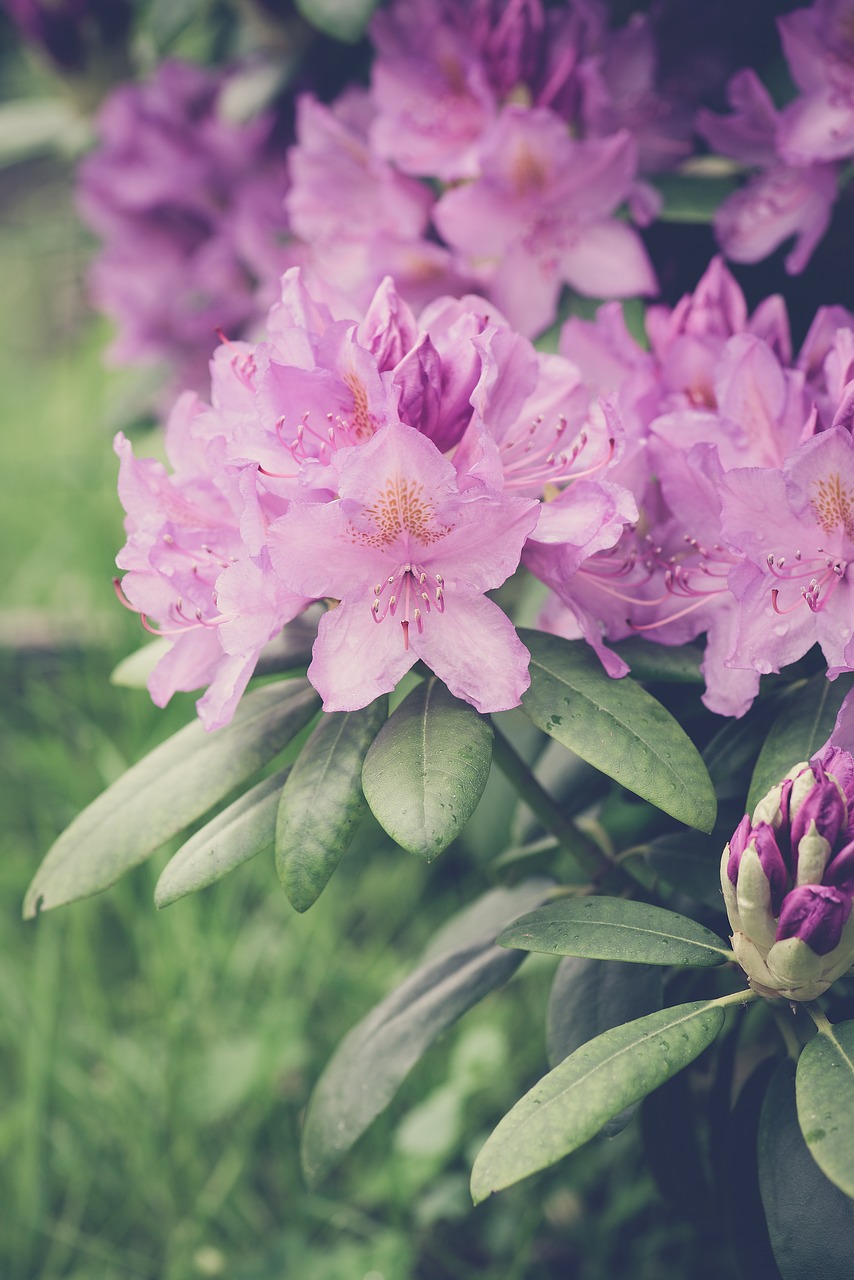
(361, 678, 494, 860)
(154, 767, 290, 908)
(653, 171, 740, 223)
(546, 957, 663, 1068)
(300, 880, 549, 1186)
(703, 697, 783, 801)
(23, 681, 320, 917)
(0, 99, 89, 166)
(498, 896, 729, 967)
(747, 673, 854, 814)
(293, 0, 380, 41)
(110, 637, 172, 688)
(470, 998, 726, 1202)
(610, 637, 704, 684)
(547, 956, 662, 1137)
(276, 698, 388, 912)
(518, 630, 717, 832)
(796, 1019, 854, 1199)
(760, 1060, 854, 1280)
(641, 831, 727, 910)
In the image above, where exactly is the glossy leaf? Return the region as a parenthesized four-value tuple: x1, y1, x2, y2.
(471, 998, 725, 1202)
(23, 681, 320, 916)
(610, 637, 703, 684)
(518, 630, 716, 832)
(361, 678, 494, 860)
(654, 171, 740, 223)
(499, 896, 729, 967)
(703, 698, 782, 801)
(294, 0, 379, 41)
(110, 637, 172, 689)
(760, 1060, 854, 1280)
(641, 831, 728, 910)
(796, 1019, 854, 1199)
(154, 767, 289, 908)
(276, 698, 388, 912)
(547, 956, 662, 1137)
(747, 673, 854, 814)
(300, 880, 549, 1186)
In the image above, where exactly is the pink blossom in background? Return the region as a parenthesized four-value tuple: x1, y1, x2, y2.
(697, 69, 839, 275)
(286, 92, 472, 314)
(777, 0, 854, 165)
(78, 59, 299, 394)
(434, 107, 657, 336)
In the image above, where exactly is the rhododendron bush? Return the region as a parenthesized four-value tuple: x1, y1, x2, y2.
(15, 0, 854, 1275)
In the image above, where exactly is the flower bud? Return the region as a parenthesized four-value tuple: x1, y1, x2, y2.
(721, 753, 854, 1000)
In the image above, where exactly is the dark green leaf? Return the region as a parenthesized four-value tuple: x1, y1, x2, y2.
(747, 674, 854, 814)
(499, 896, 729, 966)
(470, 998, 725, 1202)
(721, 1058, 780, 1280)
(760, 1060, 854, 1280)
(276, 698, 388, 912)
(703, 698, 783, 801)
(796, 1019, 854, 1199)
(361, 678, 494, 860)
(641, 1072, 712, 1225)
(300, 880, 549, 1186)
(23, 681, 320, 916)
(293, 0, 380, 41)
(154, 767, 290, 908)
(518, 630, 717, 832)
(610, 637, 704, 684)
(641, 831, 727, 910)
(546, 956, 663, 1067)
(547, 956, 662, 1137)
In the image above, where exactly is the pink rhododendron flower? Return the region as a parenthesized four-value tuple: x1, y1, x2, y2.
(434, 107, 657, 336)
(267, 423, 539, 712)
(286, 92, 471, 314)
(114, 394, 310, 730)
(720, 427, 854, 679)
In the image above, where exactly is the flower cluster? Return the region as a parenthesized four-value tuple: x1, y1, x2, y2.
(285, 0, 701, 336)
(722, 749, 854, 1000)
(548, 255, 854, 718)
(114, 247, 854, 734)
(114, 269, 629, 725)
(698, 0, 853, 273)
(77, 59, 299, 394)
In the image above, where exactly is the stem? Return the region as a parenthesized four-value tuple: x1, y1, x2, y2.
(712, 987, 761, 1010)
(491, 726, 606, 880)
(803, 1001, 834, 1035)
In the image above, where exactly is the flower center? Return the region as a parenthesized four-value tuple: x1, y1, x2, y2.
(371, 563, 445, 649)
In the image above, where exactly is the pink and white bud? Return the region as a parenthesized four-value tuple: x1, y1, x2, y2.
(721, 755, 854, 1000)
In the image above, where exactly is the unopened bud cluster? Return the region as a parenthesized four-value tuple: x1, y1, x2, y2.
(721, 750, 854, 1001)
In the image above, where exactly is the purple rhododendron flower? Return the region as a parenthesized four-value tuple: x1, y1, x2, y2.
(719, 427, 854, 679)
(697, 68, 839, 275)
(78, 59, 298, 394)
(777, 0, 854, 164)
(267, 423, 540, 712)
(434, 107, 657, 336)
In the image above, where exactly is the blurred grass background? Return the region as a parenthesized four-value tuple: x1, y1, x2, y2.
(0, 32, 734, 1280)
